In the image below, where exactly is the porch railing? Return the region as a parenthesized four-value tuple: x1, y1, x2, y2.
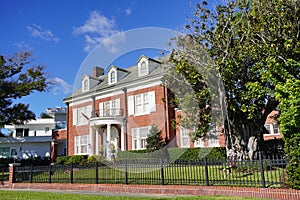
(92, 109, 123, 118)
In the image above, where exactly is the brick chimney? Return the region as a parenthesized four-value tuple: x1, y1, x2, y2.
(93, 66, 104, 77)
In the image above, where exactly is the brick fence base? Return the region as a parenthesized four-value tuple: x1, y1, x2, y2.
(7, 183, 300, 200)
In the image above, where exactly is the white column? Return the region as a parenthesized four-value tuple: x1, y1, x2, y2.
(121, 124, 125, 151)
(95, 128, 99, 155)
(106, 124, 111, 160)
(89, 127, 93, 155)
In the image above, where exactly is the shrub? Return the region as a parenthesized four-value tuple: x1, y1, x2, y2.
(117, 147, 226, 162)
(87, 154, 103, 163)
(55, 156, 70, 165)
(67, 155, 88, 165)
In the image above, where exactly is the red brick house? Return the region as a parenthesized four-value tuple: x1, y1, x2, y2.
(63, 55, 177, 160)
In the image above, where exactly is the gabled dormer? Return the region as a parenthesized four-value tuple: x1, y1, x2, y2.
(108, 65, 128, 85)
(82, 66, 104, 92)
(137, 55, 161, 77)
(82, 75, 102, 92)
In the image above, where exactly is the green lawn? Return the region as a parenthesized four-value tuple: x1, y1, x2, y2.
(0, 190, 269, 200)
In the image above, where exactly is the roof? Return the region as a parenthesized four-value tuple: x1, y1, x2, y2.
(0, 136, 52, 144)
(64, 55, 169, 103)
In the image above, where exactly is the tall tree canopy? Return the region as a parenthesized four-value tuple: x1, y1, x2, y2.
(0, 52, 49, 126)
(170, 0, 299, 157)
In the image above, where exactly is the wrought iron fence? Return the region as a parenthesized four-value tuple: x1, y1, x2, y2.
(13, 153, 291, 188)
(1, 166, 9, 183)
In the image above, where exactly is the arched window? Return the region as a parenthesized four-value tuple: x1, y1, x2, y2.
(139, 61, 148, 76)
(110, 70, 116, 84)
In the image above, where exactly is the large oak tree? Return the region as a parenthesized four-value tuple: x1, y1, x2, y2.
(0, 52, 49, 127)
(169, 0, 299, 160)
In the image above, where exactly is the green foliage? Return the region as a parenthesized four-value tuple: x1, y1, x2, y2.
(40, 112, 53, 118)
(117, 147, 226, 162)
(87, 154, 104, 163)
(276, 79, 300, 189)
(170, 0, 300, 155)
(0, 157, 50, 167)
(67, 155, 88, 165)
(56, 155, 89, 165)
(0, 52, 49, 126)
(55, 156, 70, 165)
(146, 124, 165, 152)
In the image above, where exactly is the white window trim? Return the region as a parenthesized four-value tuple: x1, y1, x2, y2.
(108, 68, 117, 85)
(128, 91, 156, 116)
(82, 77, 89, 92)
(74, 135, 89, 155)
(138, 60, 149, 76)
(73, 105, 92, 126)
(99, 98, 120, 117)
(264, 123, 280, 135)
(131, 126, 150, 150)
(180, 126, 190, 148)
(207, 126, 219, 147)
(194, 138, 205, 147)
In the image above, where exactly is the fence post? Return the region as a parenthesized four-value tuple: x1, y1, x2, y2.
(30, 165, 33, 183)
(125, 160, 128, 185)
(49, 164, 52, 183)
(259, 151, 266, 188)
(8, 163, 20, 186)
(204, 156, 209, 186)
(160, 158, 165, 185)
(95, 161, 98, 184)
(1, 167, 4, 182)
(70, 162, 73, 184)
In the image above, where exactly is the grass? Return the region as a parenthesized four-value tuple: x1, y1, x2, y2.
(0, 190, 269, 200)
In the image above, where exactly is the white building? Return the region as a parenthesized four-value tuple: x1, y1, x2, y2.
(1, 107, 67, 160)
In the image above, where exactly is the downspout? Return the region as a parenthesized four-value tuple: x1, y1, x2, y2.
(122, 87, 128, 151)
(65, 102, 69, 156)
(163, 81, 169, 143)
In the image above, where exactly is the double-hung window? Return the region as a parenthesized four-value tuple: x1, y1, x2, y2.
(264, 124, 280, 135)
(180, 127, 190, 148)
(99, 99, 121, 117)
(131, 126, 150, 150)
(74, 135, 88, 154)
(128, 91, 155, 116)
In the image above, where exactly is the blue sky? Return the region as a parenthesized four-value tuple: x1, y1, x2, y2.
(0, 0, 203, 117)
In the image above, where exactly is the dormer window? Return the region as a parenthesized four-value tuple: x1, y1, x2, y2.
(110, 71, 116, 83)
(83, 79, 88, 91)
(108, 68, 117, 85)
(138, 60, 149, 76)
(82, 76, 89, 92)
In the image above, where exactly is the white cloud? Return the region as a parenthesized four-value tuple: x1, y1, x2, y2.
(50, 77, 72, 95)
(73, 10, 125, 53)
(26, 24, 60, 42)
(125, 7, 132, 15)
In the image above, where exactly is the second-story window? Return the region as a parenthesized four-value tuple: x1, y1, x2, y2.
(128, 91, 156, 116)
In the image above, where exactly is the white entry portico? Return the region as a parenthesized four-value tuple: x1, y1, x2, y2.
(89, 117, 126, 161)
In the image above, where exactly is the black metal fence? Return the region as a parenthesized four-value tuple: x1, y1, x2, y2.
(1, 166, 9, 183)
(13, 153, 291, 188)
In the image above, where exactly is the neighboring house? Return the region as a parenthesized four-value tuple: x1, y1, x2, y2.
(174, 109, 226, 148)
(2, 107, 67, 160)
(264, 110, 282, 140)
(2, 118, 54, 159)
(175, 110, 282, 149)
(63, 55, 176, 160)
